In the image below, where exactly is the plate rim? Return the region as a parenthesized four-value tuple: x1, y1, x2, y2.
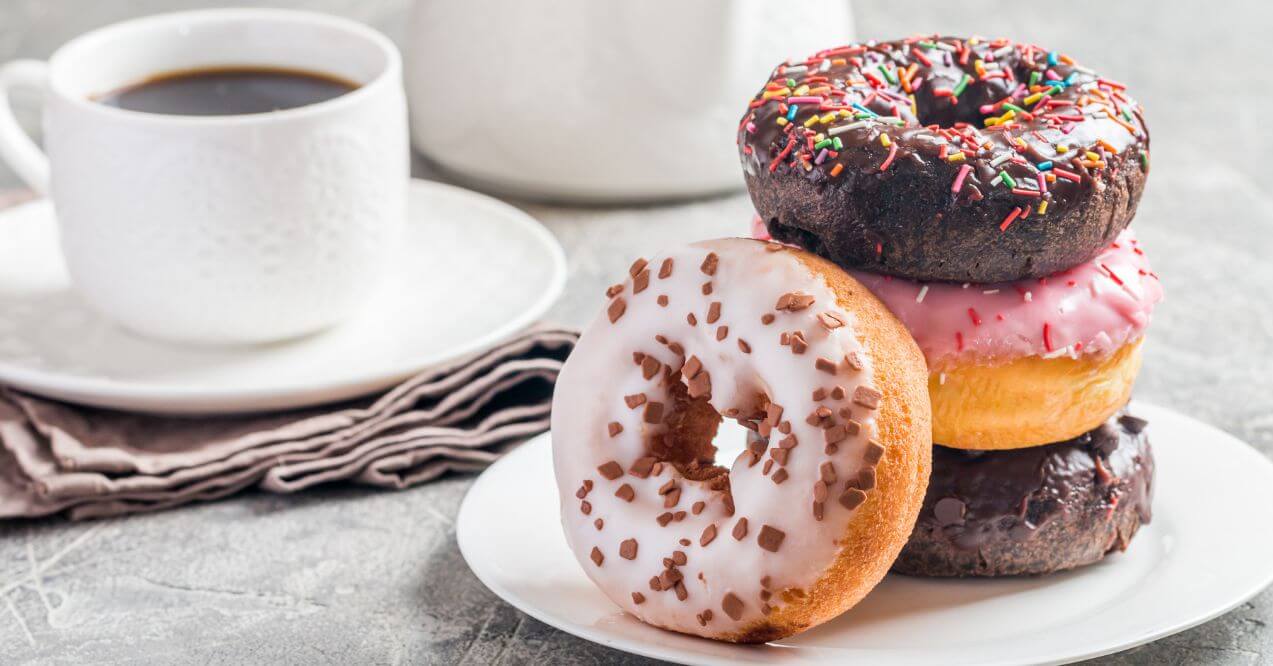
(0, 178, 568, 414)
(457, 401, 1273, 666)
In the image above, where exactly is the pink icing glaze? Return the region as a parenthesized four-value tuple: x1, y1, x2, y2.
(750, 216, 1162, 368)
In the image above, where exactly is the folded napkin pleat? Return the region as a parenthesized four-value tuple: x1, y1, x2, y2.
(0, 328, 577, 520)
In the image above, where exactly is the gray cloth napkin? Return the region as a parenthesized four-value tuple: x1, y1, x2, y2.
(0, 328, 577, 520)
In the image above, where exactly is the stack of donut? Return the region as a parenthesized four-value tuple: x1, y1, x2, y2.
(551, 35, 1164, 645)
(740, 36, 1161, 577)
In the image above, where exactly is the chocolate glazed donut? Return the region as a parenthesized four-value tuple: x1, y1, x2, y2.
(738, 37, 1150, 283)
(892, 410, 1153, 577)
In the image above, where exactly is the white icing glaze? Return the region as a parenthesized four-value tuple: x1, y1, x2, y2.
(551, 238, 884, 638)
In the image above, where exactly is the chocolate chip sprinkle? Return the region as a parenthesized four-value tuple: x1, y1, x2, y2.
(789, 331, 808, 354)
(775, 291, 815, 311)
(757, 525, 785, 552)
(657, 294, 669, 307)
(658, 257, 674, 279)
(859, 468, 877, 491)
(590, 547, 604, 566)
(597, 461, 623, 480)
(632, 269, 650, 294)
(761, 313, 776, 325)
(629, 456, 656, 478)
(643, 401, 664, 424)
(663, 488, 682, 508)
(815, 356, 838, 374)
(701, 252, 719, 276)
(722, 592, 745, 621)
(839, 488, 867, 510)
(615, 484, 635, 502)
(632, 592, 646, 604)
(853, 385, 882, 409)
(732, 518, 749, 540)
(706, 301, 722, 324)
(641, 356, 661, 380)
(813, 480, 828, 502)
(619, 538, 639, 560)
(624, 393, 647, 409)
(607, 422, 623, 437)
(607, 298, 626, 323)
(605, 283, 624, 298)
(700, 524, 718, 546)
(817, 311, 847, 330)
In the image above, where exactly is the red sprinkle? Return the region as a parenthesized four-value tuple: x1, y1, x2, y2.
(769, 138, 796, 173)
(951, 164, 972, 193)
(999, 206, 1024, 232)
(967, 308, 982, 326)
(1043, 322, 1054, 352)
(1100, 263, 1125, 286)
(878, 142, 899, 172)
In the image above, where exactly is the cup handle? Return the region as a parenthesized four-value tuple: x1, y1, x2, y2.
(0, 60, 50, 195)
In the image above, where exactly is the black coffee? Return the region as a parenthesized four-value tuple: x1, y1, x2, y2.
(95, 66, 358, 116)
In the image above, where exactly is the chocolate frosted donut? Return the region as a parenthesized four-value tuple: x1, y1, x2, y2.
(892, 410, 1153, 577)
(738, 37, 1150, 283)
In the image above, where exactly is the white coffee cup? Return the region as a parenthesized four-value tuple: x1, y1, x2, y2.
(0, 9, 408, 345)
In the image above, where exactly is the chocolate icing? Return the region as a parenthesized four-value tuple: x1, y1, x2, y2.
(738, 37, 1151, 283)
(893, 409, 1153, 577)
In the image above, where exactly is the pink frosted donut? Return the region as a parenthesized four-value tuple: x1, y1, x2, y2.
(551, 238, 930, 642)
(751, 216, 1161, 369)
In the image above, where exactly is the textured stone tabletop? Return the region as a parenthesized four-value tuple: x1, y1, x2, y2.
(1, 1, 1271, 663)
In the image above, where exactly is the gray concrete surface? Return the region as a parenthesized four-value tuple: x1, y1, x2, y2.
(1, 1, 1271, 663)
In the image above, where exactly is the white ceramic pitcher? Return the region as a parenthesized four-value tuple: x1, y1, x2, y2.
(406, 0, 853, 202)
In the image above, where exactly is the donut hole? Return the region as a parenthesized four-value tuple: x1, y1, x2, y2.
(647, 378, 734, 489)
(646, 375, 765, 489)
(912, 64, 1027, 130)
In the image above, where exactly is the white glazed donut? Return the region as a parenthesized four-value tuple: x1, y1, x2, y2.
(551, 238, 931, 642)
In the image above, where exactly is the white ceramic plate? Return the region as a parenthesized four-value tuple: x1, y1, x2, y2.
(0, 179, 566, 414)
(458, 402, 1273, 665)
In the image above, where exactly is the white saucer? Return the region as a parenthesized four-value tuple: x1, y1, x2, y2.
(0, 179, 566, 414)
(458, 402, 1273, 665)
